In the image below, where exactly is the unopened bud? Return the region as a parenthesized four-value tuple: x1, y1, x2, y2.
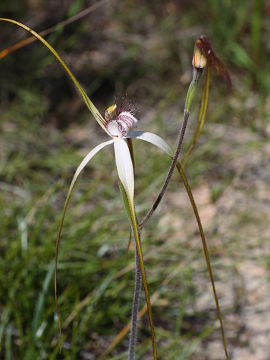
(192, 41, 207, 69)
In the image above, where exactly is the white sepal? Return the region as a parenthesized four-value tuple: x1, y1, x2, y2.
(72, 140, 114, 184)
(128, 131, 173, 156)
(114, 139, 134, 203)
(58, 139, 114, 235)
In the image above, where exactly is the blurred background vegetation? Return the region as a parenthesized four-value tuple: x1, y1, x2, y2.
(1, 0, 270, 359)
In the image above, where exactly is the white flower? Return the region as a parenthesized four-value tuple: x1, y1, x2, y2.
(55, 103, 172, 359)
(61, 105, 171, 210)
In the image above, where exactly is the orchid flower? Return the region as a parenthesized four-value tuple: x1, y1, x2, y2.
(0, 17, 176, 359)
(55, 100, 173, 358)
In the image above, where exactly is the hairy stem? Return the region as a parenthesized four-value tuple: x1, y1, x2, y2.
(119, 179, 157, 359)
(128, 230, 142, 360)
(140, 110, 190, 228)
(139, 71, 202, 229)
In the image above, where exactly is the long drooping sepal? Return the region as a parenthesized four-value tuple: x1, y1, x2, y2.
(0, 18, 108, 134)
(182, 66, 210, 167)
(54, 139, 114, 341)
(114, 139, 157, 360)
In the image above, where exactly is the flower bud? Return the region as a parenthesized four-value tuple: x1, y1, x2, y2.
(192, 40, 207, 69)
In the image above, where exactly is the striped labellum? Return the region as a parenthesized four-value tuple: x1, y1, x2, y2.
(105, 102, 138, 138)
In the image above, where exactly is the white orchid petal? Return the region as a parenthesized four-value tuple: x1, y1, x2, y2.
(73, 139, 114, 183)
(128, 131, 173, 156)
(114, 139, 134, 202)
(58, 138, 114, 238)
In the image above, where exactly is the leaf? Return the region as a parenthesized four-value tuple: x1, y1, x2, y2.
(54, 139, 113, 341)
(0, 18, 109, 134)
(32, 262, 54, 338)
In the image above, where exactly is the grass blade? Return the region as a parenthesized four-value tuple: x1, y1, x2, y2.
(32, 262, 54, 338)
